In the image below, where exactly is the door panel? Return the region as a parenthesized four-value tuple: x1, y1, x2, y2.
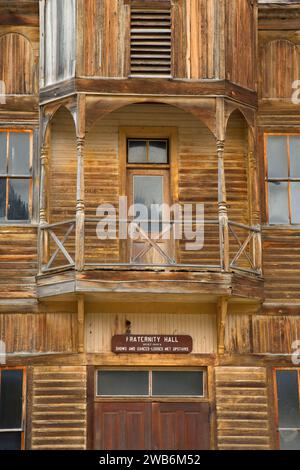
(152, 403, 210, 450)
(94, 403, 151, 450)
(127, 170, 174, 264)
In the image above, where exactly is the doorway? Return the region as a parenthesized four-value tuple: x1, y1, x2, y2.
(91, 369, 211, 450)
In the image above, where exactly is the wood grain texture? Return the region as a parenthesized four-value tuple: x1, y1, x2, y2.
(215, 367, 271, 450)
(0, 313, 78, 353)
(85, 312, 217, 354)
(31, 366, 86, 450)
(0, 33, 35, 94)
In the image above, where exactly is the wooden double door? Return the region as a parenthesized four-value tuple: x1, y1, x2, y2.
(93, 402, 210, 450)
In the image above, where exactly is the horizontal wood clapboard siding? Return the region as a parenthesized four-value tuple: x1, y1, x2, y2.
(215, 367, 271, 450)
(263, 228, 300, 303)
(0, 313, 77, 353)
(86, 312, 217, 354)
(31, 366, 87, 450)
(50, 107, 77, 223)
(0, 227, 37, 300)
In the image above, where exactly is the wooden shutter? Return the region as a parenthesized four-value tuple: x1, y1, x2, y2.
(130, 8, 172, 77)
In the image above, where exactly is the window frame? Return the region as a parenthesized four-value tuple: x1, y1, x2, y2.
(0, 129, 34, 224)
(94, 368, 207, 402)
(0, 367, 26, 450)
(127, 138, 169, 166)
(273, 367, 300, 450)
(264, 133, 300, 226)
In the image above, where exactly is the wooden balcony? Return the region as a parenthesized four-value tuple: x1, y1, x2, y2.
(36, 217, 264, 302)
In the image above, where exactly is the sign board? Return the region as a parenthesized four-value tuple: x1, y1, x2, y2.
(112, 335, 193, 354)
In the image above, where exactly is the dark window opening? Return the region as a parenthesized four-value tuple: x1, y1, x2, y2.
(275, 369, 300, 450)
(0, 369, 24, 450)
(96, 370, 205, 398)
(0, 130, 32, 222)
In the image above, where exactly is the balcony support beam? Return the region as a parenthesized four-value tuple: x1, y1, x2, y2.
(77, 294, 85, 353)
(217, 296, 228, 355)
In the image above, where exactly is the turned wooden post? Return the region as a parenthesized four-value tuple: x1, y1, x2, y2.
(217, 139, 229, 271)
(76, 136, 85, 271)
(38, 144, 49, 273)
(248, 130, 262, 274)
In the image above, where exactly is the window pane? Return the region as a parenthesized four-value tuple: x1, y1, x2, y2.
(290, 136, 300, 178)
(8, 132, 31, 176)
(291, 183, 300, 224)
(0, 370, 23, 429)
(134, 175, 163, 233)
(97, 371, 149, 396)
(8, 179, 29, 221)
(276, 370, 300, 429)
(279, 430, 300, 450)
(152, 371, 204, 397)
(0, 432, 21, 450)
(128, 141, 147, 163)
(0, 133, 7, 174)
(0, 179, 6, 220)
(149, 141, 168, 164)
(267, 136, 288, 178)
(268, 182, 289, 224)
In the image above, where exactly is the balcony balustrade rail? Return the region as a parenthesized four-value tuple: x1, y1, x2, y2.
(38, 216, 262, 277)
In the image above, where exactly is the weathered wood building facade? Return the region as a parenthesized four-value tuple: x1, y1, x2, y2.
(0, 0, 299, 450)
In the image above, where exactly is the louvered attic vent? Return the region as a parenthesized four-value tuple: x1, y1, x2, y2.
(130, 9, 172, 77)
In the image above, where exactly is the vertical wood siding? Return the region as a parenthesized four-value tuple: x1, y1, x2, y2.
(31, 366, 86, 450)
(0, 313, 77, 353)
(226, 0, 256, 90)
(0, 33, 35, 94)
(83, 0, 130, 78)
(225, 314, 252, 354)
(215, 367, 271, 450)
(45, 0, 76, 85)
(86, 312, 217, 354)
(253, 315, 300, 354)
(82, 0, 224, 80)
(260, 40, 299, 99)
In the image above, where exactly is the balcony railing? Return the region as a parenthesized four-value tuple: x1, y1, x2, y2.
(38, 217, 262, 277)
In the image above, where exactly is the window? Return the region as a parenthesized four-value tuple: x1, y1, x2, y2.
(265, 134, 300, 224)
(96, 370, 205, 398)
(275, 369, 300, 450)
(0, 369, 25, 450)
(0, 130, 33, 222)
(128, 139, 169, 164)
(130, 5, 172, 77)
